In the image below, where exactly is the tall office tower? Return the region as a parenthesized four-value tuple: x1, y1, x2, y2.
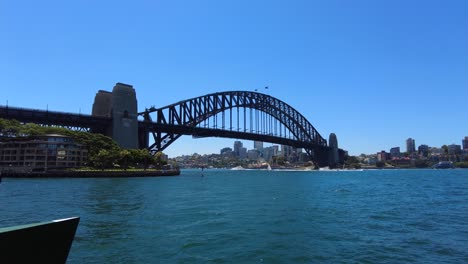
(463, 137, 468, 150)
(390, 147, 401, 158)
(448, 144, 462, 155)
(254, 141, 263, 151)
(282, 145, 292, 158)
(328, 133, 339, 166)
(406, 138, 416, 153)
(418, 144, 429, 157)
(234, 141, 243, 157)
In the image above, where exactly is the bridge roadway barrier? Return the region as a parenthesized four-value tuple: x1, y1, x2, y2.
(0, 105, 111, 132)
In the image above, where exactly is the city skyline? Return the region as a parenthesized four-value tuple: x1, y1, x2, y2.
(2, 0, 467, 157)
(172, 135, 467, 158)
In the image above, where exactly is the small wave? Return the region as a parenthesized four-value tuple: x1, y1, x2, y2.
(334, 188, 351, 193)
(182, 242, 205, 249)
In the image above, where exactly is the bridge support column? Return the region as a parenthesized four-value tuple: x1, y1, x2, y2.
(313, 147, 330, 168)
(138, 127, 150, 149)
(92, 83, 139, 149)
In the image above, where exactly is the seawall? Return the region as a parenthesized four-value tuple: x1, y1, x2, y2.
(1, 169, 180, 178)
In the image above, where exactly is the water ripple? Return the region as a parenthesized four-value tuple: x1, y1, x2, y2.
(1, 170, 467, 263)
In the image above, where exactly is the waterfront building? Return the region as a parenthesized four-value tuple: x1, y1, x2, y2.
(406, 138, 416, 153)
(377, 151, 389, 162)
(263, 146, 279, 162)
(418, 144, 429, 158)
(247, 149, 260, 160)
(390, 147, 401, 158)
(298, 152, 309, 163)
(463, 149, 468, 159)
(0, 134, 88, 170)
(365, 156, 377, 165)
(239, 147, 247, 159)
(220, 147, 232, 155)
(463, 137, 468, 150)
(429, 147, 443, 155)
(288, 151, 299, 163)
(391, 157, 411, 167)
(282, 145, 293, 158)
(448, 144, 462, 155)
(220, 147, 233, 157)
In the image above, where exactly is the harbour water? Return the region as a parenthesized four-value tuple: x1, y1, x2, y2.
(1, 169, 467, 263)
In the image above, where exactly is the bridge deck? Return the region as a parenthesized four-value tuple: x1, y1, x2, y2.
(0, 106, 111, 129)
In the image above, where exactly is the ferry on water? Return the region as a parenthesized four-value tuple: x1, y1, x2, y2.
(432, 161, 454, 169)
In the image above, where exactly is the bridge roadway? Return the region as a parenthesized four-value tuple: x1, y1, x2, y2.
(0, 105, 324, 149)
(0, 104, 337, 166)
(0, 105, 110, 133)
(139, 122, 328, 152)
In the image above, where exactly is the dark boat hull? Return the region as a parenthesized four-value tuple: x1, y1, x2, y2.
(0, 217, 80, 264)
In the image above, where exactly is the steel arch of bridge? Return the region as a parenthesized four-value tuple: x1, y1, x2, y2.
(138, 91, 328, 157)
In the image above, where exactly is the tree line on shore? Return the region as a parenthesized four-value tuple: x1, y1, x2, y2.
(0, 118, 167, 170)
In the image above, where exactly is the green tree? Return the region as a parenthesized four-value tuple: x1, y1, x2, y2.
(344, 155, 361, 169)
(130, 149, 154, 169)
(274, 156, 286, 166)
(18, 123, 41, 136)
(91, 149, 117, 169)
(442, 145, 449, 155)
(376, 161, 385, 168)
(0, 119, 22, 137)
(454, 161, 468, 168)
(154, 152, 167, 169)
(0, 118, 177, 170)
(118, 149, 132, 170)
(415, 159, 429, 168)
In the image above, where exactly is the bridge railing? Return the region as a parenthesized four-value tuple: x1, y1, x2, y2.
(0, 105, 94, 118)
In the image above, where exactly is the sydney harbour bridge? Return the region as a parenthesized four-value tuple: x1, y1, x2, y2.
(0, 83, 344, 167)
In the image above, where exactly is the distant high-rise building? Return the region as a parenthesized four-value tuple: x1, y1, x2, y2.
(418, 144, 429, 157)
(282, 145, 292, 158)
(233, 141, 243, 157)
(329, 133, 338, 149)
(448, 144, 462, 155)
(254, 141, 263, 151)
(220, 147, 233, 155)
(328, 133, 339, 167)
(463, 137, 468, 150)
(390, 147, 401, 158)
(406, 138, 416, 153)
(429, 147, 443, 156)
(263, 145, 279, 162)
(239, 147, 247, 159)
(298, 152, 309, 163)
(247, 149, 260, 160)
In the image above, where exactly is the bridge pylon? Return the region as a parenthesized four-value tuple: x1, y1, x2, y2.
(92, 83, 139, 149)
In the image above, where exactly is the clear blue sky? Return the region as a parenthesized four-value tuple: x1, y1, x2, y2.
(2, 0, 467, 157)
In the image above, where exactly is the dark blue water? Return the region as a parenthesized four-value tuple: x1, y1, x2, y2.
(1, 169, 467, 263)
